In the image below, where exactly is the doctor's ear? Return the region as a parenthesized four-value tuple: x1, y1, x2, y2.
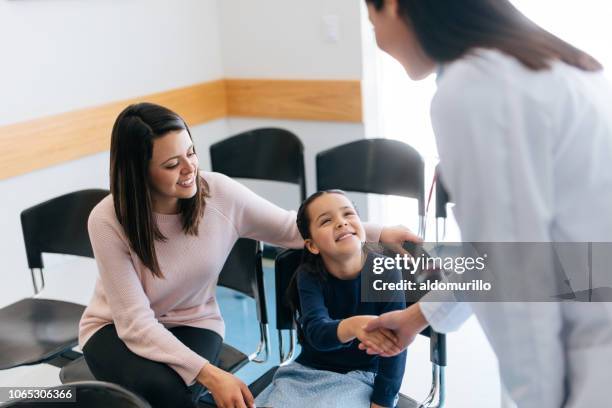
(305, 239, 320, 255)
(383, 0, 401, 18)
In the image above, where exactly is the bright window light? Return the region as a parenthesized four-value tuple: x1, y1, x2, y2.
(378, 1, 611, 240)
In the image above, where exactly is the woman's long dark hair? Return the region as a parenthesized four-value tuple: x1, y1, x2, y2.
(110, 102, 209, 278)
(366, 0, 602, 71)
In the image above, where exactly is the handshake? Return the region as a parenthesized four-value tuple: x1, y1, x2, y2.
(338, 303, 429, 357)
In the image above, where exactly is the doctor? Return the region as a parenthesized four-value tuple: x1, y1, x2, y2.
(361, 0, 612, 407)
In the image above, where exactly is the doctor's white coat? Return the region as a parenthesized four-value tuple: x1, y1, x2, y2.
(420, 49, 612, 407)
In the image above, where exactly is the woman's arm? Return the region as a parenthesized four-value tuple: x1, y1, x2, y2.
(211, 172, 418, 247)
(89, 209, 254, 406)
(88, 211, 208, 385)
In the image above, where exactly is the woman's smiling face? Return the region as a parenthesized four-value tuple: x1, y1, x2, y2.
(147, 129, 199, 214)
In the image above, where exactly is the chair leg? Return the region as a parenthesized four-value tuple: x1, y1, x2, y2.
(278, 329, 297, 365)
(249, 323, 270, 363)
(419, 364, 445, 408)
(418, 216, 426, 239)
(30, 268, 45, 295)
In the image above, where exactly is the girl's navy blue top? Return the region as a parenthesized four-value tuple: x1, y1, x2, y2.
(295, 253, 407, 407)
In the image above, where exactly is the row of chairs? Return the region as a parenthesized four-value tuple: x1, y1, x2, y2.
(1, 128, 451, 407)
(210, 128, 450, 238)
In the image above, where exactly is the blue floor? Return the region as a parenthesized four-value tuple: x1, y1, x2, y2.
(216, 264, 300, 385)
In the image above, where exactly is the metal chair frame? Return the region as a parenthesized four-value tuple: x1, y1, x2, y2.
(0, 189, 108, 372)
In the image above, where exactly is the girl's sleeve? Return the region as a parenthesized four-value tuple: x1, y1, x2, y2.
(214, 172, 382, 247)
(372, 350, 407, 407)
(372, 266, 407, 406)
(296, 268, 352, 351)
(87, 210, 208, 386)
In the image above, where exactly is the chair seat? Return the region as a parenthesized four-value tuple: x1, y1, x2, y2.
(60, 356, 95, 384)
(216, 343, 249, 373)
(0, 298, 84, 369)
(397, 394, 421, 408)
(60, 343, 249, 385)
(4, 381, 150, 408)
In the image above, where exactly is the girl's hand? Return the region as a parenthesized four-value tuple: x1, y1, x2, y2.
(197, 363, 255, 408)
(355, 323, 402, 356)
(339, 316, 401, 355)
(359, 303, 429, 357)
(371, 403, 387, 408)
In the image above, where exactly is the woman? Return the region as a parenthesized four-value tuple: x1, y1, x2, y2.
(78, 102, 416, 408)
(361, 0, 612, 407)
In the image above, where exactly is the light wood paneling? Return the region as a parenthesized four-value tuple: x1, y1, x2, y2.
(0, 78, 363, 180)
(226, 79, 362, 123)
(0, 81, 227, 180)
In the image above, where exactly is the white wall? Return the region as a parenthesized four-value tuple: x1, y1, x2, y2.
(0, 0, 371, 303)
(0, 0, 224, 125)
(218, 0, 370, 212)
(219, 0, 362, 80)
(0, 0, 228, 306)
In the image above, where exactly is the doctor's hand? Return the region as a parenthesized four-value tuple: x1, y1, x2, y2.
(358, 303, 429, 357)
(197, 363, 254, 408)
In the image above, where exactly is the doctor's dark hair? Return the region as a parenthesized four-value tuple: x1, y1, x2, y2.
(110, 102, 210, 278)
(366, 0, 602, 71)
(286, 190, 355, 331)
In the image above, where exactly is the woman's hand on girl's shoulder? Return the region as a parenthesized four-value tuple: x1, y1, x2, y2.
(197, 363, 254, 408)
(379, 225, 421, 253)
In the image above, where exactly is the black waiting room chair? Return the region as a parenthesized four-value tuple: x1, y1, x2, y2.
(0, 189, 108, 372)
(61, 238, 274, 403)
(0, 381, 151, 408)
(210, 128, 307, 259)
(275, 249, 446, 408)
(316, 138, 426, 237)
(210, 128, 307, 202)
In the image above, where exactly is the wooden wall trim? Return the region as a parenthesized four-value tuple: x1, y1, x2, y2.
(0, 78, 362, 180)
(0, 81, 227, 181)
(226, 78, 362, 123)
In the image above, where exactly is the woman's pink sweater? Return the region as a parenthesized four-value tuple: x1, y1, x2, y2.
(79, 172, 382, 385)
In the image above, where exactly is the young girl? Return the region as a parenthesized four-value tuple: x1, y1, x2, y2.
(256, 190, 407, 408)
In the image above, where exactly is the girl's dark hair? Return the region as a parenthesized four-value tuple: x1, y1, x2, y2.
(286, 190, 351, 326)
(110, 102, 209, 278)
(366, 0, 602, 71)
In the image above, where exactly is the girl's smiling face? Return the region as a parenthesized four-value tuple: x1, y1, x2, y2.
(304, 193, 366, 261)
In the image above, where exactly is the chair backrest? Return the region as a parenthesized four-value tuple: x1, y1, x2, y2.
(210, 128, 307, 201)
(316, 139, 425, 215)
(435, 165, 451, 219)
(4, 381, 151, 408)
(274, 248, 304, 330)
(217, 238, 268, 325)
(20, 189, 109, 269)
